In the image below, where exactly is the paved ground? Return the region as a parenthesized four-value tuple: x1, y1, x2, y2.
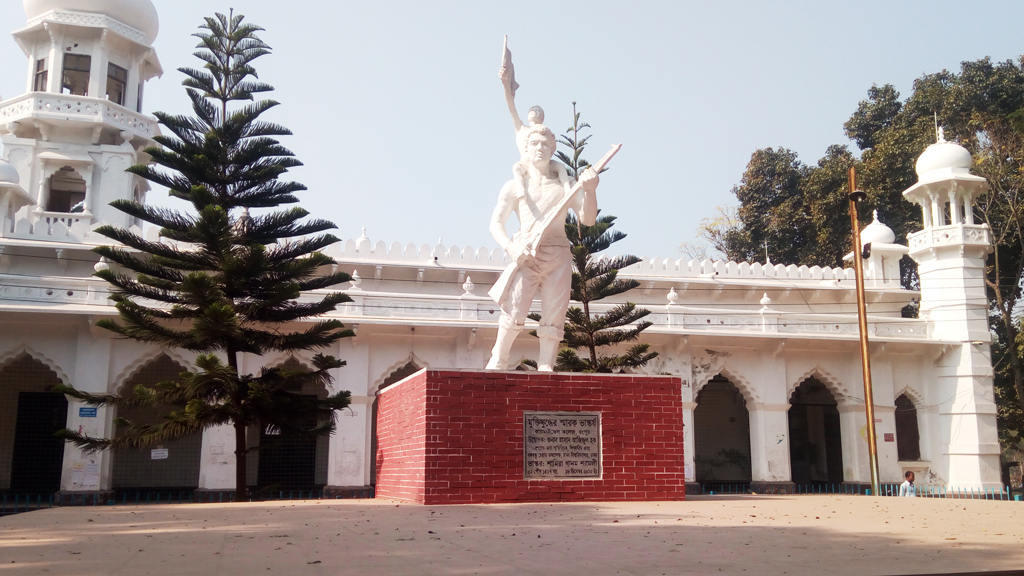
(1, 495, 1022, 575)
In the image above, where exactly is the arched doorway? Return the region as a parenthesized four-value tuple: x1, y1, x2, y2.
(0, 354, 68, 494)
(894, 394, 921, 461)
(253, 357, 330, 491)
(112, 355, 202, 493)
(788, 378, 844, 485)
(693, 375, 752, 489)
(370, 361, 421, 486)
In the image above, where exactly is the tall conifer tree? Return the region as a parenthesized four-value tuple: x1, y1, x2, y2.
(56, 13, 352, 500)
(550, 103, 658, 372)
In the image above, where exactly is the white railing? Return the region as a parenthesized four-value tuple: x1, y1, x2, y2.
(329, 234, 867, 285)
(0, 93, 158, 140)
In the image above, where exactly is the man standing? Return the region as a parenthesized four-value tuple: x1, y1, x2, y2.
(485, 123, 599, 371)
(899, 471, 917, 497)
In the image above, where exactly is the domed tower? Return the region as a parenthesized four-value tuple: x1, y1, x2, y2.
(902, 130, 1000, 489)
(0, 0, 161, 238)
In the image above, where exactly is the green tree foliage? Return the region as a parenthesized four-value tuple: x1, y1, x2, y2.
(55, 13, 353, 499)
(718, 55, 1024, 448)
(726, 145, 857, 269)
(540, 103, 657, 372)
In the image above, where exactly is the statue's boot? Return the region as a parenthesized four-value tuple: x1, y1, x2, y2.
(536, 326, 562, 372)
(485, 317, 522, 370)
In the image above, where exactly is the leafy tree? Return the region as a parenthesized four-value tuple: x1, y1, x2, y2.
(714, 55, 1024, 447)
(846, 58, 1024, 436)
(679, 205, 740, 261)
(55, 12, 353, 500)
(534, 103, 657, 372)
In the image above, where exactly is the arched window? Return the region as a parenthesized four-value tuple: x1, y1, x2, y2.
(894, 394, 921, 461)
(47, 167, 86, 213)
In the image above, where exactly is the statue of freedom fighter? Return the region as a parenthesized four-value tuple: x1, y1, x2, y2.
(485, 38, 619, 371)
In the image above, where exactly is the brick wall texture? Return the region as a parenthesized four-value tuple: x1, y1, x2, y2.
(375, 369, 686, 504)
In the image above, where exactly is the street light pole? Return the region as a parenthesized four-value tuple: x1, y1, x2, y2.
(848, 167, 881, 496)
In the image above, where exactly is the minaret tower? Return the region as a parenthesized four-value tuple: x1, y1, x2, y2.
(0, 0, 161, 238)
(903, 129, 1001, 488)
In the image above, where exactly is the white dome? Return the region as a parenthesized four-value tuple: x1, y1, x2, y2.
(24, 0, 159, 43)
(915, 138, 972, 178)
(860, 211, 895, 245)
(0, 160, 20, 185)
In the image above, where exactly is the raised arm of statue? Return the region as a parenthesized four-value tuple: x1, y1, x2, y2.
(501, 36, 524, 134)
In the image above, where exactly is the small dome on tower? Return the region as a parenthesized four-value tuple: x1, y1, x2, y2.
(24, 0, 159, 43)
(860, 211, 895, 245)
(0, 160, 20, 186)
(915, 129, 972, 178)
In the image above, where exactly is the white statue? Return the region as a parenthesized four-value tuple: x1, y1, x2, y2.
(499, 36, 571, 195)
(486, 38, 619, 371)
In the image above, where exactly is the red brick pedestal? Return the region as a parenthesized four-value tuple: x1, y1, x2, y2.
(374, 369, 686, 504)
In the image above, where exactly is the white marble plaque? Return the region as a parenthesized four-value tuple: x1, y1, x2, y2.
(524, 411, 601, 479)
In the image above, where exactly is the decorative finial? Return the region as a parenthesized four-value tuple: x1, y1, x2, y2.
(350, 269, 362, 290)
(760, 292, 772, 312)
(94, 257, 109, 273)
(764, 241, 771, 266)
(356, 227, 371, 253)
(463, 276, 475, 295)
(873, 209, 879, 222)
(937, 126, 946, 143)
(667, 287, 679, 305)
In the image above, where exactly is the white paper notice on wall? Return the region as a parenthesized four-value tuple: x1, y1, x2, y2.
(151, 448, 169, 460)
(684, 465, 694, 480)
(83, 462, 100, 488)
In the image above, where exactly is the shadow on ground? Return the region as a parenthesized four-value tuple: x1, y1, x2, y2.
(1, 496, 1021, 575)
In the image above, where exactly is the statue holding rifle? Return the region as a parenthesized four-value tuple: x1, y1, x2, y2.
(486, 38, 620, 371)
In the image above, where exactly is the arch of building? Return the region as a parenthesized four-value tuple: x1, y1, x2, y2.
(368, 357, 426, 486)
(788, 366, 852, 405)
(894, 392, 922, 462)
(693, 362, 759, 405)
(0, 345, 71, 386)
(0, 353, 68, 492)
(370, 353, 427, 395)
(788, 375, 845, 485)
(110, 353, 201, 492)
(693, 373, 752, 487)
(111, 348, 193, 393)
(250, 355, 331, 490)
(894, 384, 926, 409)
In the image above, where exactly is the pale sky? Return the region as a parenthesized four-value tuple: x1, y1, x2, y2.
(2, 1, 1024, 259)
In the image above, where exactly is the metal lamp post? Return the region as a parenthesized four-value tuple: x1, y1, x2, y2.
(848, 167, 881, 496)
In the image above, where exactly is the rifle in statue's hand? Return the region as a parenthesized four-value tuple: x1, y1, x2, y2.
(488, 144, 622, 304)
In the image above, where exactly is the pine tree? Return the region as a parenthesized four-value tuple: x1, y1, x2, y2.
(55, 12, 352, 500)
(549, 103, 658, 372)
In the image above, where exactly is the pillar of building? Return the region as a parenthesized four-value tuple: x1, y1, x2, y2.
(903, 131, 1001, 489)
(58, 322, 114, 502)
(749, 347, 793, 492)
(325, 331, 373, 495)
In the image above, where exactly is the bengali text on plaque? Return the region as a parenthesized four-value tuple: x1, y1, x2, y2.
(523, 411, 601, 479)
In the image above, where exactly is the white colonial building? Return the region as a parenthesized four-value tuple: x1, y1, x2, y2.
(0, 0, 1002, 499)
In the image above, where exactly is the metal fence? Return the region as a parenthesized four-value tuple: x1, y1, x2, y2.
(0, 486, 375, 517)
(690, 482, 1023, 500)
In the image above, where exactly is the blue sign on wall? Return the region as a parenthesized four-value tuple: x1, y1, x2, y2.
(79, 407, 97, 418)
